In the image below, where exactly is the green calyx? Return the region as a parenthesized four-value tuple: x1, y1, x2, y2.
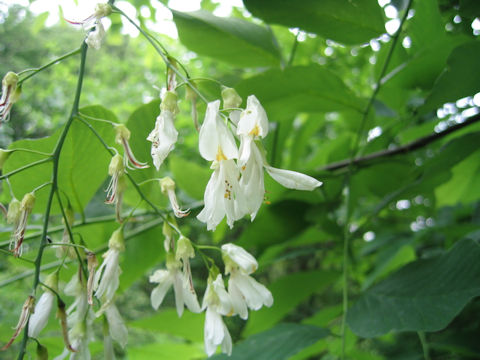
(221, 86, 242, 109)
(176, 236, 194, 260)
(108, 154, 124, 176)
(21, 192, 36, 213)
(160, 176, 175, 194)
(108, 228, 125, 252)
(2, 72, 18, 88)
(160, 91, 179, 114)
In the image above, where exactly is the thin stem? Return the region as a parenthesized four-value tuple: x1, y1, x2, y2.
(77, 112, 117, 126)
(0, 248, 35, 264)
(287, 33, 299, 67)
(0, 157, 52, 180)
(18, 48, 82, 85)
(418, 331, 431, 360)
(114, 7, 209, 104)
(8, 148, 52, 156)
(32, 181, 52, 193)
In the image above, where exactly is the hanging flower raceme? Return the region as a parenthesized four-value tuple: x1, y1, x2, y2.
(94, 228, 124, 309)
(28, 272, 58, 339)
(222, 243, 273, 320)
(202, 274, 234, 357)
(236, 95, 323, 219)
(147, 91, 180, 170)
(160, 177, 190, 218)
(1, 295, 35, 350)
(149, 251, 201, 317)
(197, 100, 247, 231)
(0, 72, 21, 124)
(105, 154, 127, 222)
(8, 192, 35, 257)
(68, 3, 112, 49)
(114, 124, 148, 169)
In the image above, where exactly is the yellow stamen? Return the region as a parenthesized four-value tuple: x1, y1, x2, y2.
(216, 147, 227, 161)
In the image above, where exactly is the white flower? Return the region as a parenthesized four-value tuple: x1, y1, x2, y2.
(147, 91, 179, 170)
(222, 243, 272, 320)
(149, 254, 201, 316)
(160, 177, 189, 218)
(199, 100, 238, 162)
(202, 275, 233, 357)
(104, 303, 128, 348)
(264, 166, 323, 190)
(85, 19, 106, 50)
(68, 3, 111, 49)
(197, 159, 246, 231)
(0, 71, 21, 124)
(94, 229, 124, 306)
(28, 272, 58, 338)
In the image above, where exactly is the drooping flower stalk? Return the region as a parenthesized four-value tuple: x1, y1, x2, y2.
(160, 177, 190, 218)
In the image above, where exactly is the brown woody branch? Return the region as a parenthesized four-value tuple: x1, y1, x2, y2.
(320, 112, 480, 172)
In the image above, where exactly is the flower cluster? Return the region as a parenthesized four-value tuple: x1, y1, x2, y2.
(150, 241, 272, 357)
(197, 91, 323, 230)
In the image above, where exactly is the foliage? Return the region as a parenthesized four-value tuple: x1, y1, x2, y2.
(1, 0, 480, 359)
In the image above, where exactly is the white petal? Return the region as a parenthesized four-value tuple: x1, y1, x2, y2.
(238, 135, 253, 167)
(150, 271, 173, 310)
(265, 166, 322, 190)
(228, 280, 248, 320)
(182, 275, 201, 313)
(105, 304, 128, 348)
(221, 321, 233, 356)
(234, 273, 273, 310)
(147, 110, 178, 170)
(204, 307, 224, 356)
(212, 275, 234, 316)
(172, 271, 185, 317)
(28, 292, 55, 338)
(221, 243, 258, 274)
(237, 95, 269, 138)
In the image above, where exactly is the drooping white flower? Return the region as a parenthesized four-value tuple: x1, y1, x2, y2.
(28, 272, 58, 338)
(115, 124, 148, 170)
(0, 72, 21, 124)
(104, 303, 128, 349)
(222, 243, 273, 320)
(94, 228, 124, 307)
(85, 20, 106, 50)
(105, 154, 127, 222)
(149, 253, 201, 316)
(197, 159, 246, 231)
(68, 3, 111, 50)
(264, 166, 323, 190)
(202, 274, 233, 357)
(147, 91, 179, 170)
(160, 177, 190, 218)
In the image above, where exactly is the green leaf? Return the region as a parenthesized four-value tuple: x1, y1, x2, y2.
(243, 0, 385, 45)
(171, 10, 281, 67)
(243, 270, 338, 336)
(421, 41, 480, 114)
(211, 323, 329, 360)
(128, 341, 204, 360)
(169, 155, 211, 200)
(235, 65, 365, 118)
(347, 238, 480, 337)
(129, 309, 204, 342)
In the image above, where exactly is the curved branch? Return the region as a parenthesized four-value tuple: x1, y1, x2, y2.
(320, 113, 480, 172)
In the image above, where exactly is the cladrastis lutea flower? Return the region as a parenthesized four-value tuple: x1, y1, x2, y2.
(54, 273, 94, 360)
(68, 3, 112, 49)
(149, 252, 201, 316)
(114, 124, 148, 169)
(222, 243, 273, 320)
(8, 192, 35, 257)
(197, 100, 247, 231)
(202, 274, 234, 357)
(94, 228, 124, 308)
(0, 72, 21, 124)
(147, 91, 179, 170)
(160, 177, 190, 218)
(237, 95, 322, 219)
(1, 296, 35, 350)
(105, 154, 127, 222)
(28, 272, 58, 339)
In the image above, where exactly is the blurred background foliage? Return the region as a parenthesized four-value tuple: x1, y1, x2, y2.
(1, 0, 480, 359)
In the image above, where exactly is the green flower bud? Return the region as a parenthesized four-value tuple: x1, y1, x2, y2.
(95, 3, 112, 18)
(160, 91, 179, 114)
(221, 87, 242, 109)
(108, 228, 125, 252)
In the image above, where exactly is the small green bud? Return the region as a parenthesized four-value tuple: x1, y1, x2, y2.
(221, 87, 242, 109)
(176, 236, 194, 261)
(95, 3, 112, 18)
(21, 192, 35, 213)
(114, 124, 131, 145)
(108, 154, 124, 176)
(2, 72, 18, 88)
(0, 149, 11, 170)
(7, 198, 21, 224)
(36, 342, 48, 360)
(160, 91, 179, 114)
(108, 228, 125, 252)
(160, 176, 175, 194)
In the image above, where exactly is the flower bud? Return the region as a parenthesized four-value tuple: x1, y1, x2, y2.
(160, 91, 179, 114)
(175, 236, 194, 261)
(222, 87, 242, 109)
(94, 3, 112, 18)
(108, 154, 124, 176)
(7, 198, 21, 224)
(108, 228, 125, 252)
